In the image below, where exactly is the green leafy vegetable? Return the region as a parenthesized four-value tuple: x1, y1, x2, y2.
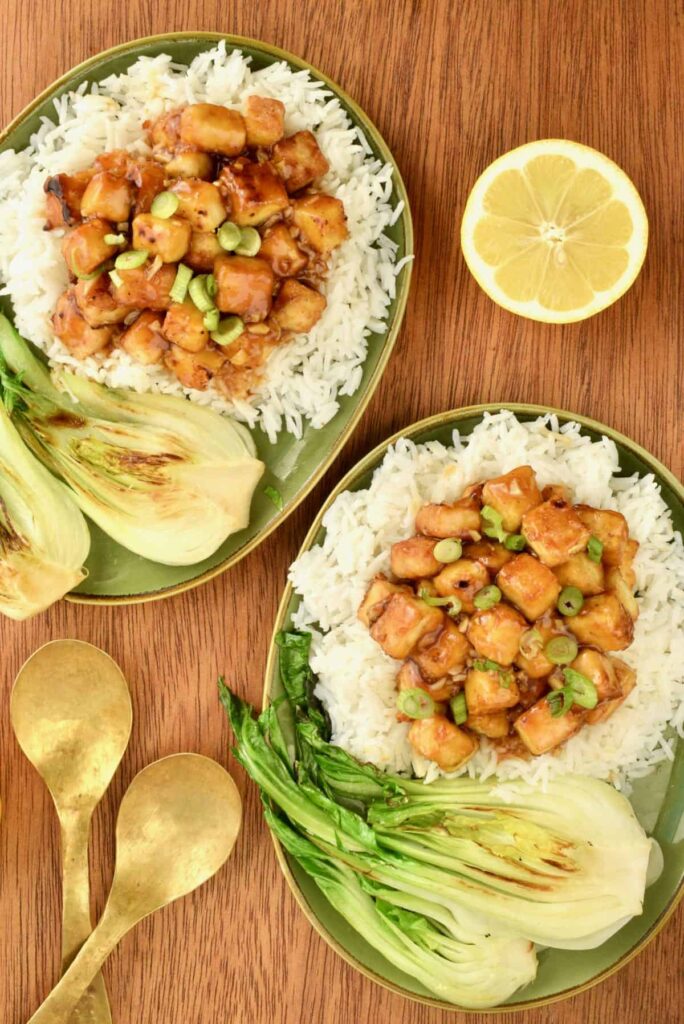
(264, 484, 284, 510)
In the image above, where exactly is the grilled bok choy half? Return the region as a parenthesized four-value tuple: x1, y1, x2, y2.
(220, 631, 654, 1009)
(0, 400, 89, 619)
(0, 315, 264, 566)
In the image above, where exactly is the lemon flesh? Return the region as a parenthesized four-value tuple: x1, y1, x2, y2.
(461, 141, 648, 323)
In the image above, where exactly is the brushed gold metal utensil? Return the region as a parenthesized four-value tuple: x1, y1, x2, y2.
(11, 640, 132, 1024)
(27, 752, 242, 1024)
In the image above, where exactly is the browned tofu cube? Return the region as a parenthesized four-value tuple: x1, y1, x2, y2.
(434, 558, 490, 613)
(272, 130, 329, 192)
(52, 290, 115, 359)
(570, 648, 622, 702)
(465, 667, 520, 715)
(513, 618, 562, 679)
(244, 95, 285, 147)
(467, 604, 528, 665)
(605, 567, 639, 621)
(619, 538, 639, 589)
(408, 717, 477, 771)
(129, 159, 169, 215)
(272, 279, 326, 333)
(163, 345, 227, 390)
(185, 230, 224, 272)
(574, 506, 629, 566)
(370, 594, 444, 660)
(390, 537, 441, 579)
(466, 712, 510, 739)
(481, 466, 542, 532)
(62, 219, 119, 276)
(566, 594, 634, 651)
(521, 499, 590, 567)
(219, 157, 289, 227)
(412, 619, 470, 681)
(110, 264, 177, 311)
(514, 699, 584, 755)
(553, 552, 605, 596)
(415, 500, 482, 540)
(145, 108, 182, 153)
(165, 151, 214, 181)
(168, 179, 226, 231)
(118, 311, 168, 365)
(74, 276, 132, 328)
(462, 540, 512, 574)
(80, 171, 133, 222)
(397, 660, 456, 705)
(179, 104, 246, 156)
(44, 171, 93, 228)
(497, 553, 561, 621)
(259, 224, 309, 277)
(292, 194, 349, 255)
(357, 574, 409, 628)
(214, 255, 275, 322)
(132, 214, 191, 263)
(586, 657, 636, 724)
(162, 302, 209, 353)
(542, 484, 570, 503)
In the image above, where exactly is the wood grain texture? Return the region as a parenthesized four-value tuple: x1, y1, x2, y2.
(1, 1, 683, 1021)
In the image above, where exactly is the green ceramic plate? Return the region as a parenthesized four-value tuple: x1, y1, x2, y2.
(263, 403, 684, 1012)
(0, 32, 412, 604)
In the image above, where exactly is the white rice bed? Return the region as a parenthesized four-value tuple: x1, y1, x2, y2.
(0, 43, 407, 443)
(290, 411, 684, 790)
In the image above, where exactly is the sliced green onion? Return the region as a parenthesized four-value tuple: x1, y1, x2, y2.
(547, 687, 574, 718)
(504, 533, 526, 551)
(188, 275, 214, 313)
(481, 505, 507, 543)
(450, 692, 467, 725)
(217, 221, 242, 251)
(396, 687, 436, 720)
(205, 273, 217, 298)
(587, 536, 604, 563)
(418, 589, 462, 616)
(264, 485, 284, 511)
(519, 628, 543, 659)
(562, 668, 598, 709)
(109, 270, 123, 289)
(150, 191, 180, 219)
(557, 586, 584, 617)
(544, 636, 579, 665)
(203, 308, 220, 332)
(115, 250, 148, 270)
(211, 316, 245, 346)
(473, 584, 502, 610)
(104, 232, 126, 246)
(433, 538, 462, 563)
(472, 658, 513, 688)
(169, 263, 193, 304)
(74, 264, 105, 281)
(235, 226, 261, 257)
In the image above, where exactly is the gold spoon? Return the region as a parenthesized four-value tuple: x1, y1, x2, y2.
(11, 640, 132, 1024)
(27, 752, 242, 1024)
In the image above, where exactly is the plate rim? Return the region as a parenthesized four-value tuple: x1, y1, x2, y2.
(261, 400, 684, 1013)
(0, 30, 413, 606)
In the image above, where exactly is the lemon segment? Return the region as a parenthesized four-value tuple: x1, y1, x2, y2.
(461, 139, 648, 323)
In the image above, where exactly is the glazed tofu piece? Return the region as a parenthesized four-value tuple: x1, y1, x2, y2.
(44, 171, 93, 228)
(415, 500, 482, 540)
(244, 95, 285, 147)
(145, 108, 182, 153)
(292, 194, 349, 255)
(259, 224, 309, 277)
(521, 499, 590, 567)
(481, 466, 542, 532)
(586, 657, 636, 724)
(497, 553, 561, 621)
(179, 104, 246, 156)
(52, 291, 115, 358)
(272, 279, 326, 333)
(219, 158, 289, 227)
(462, 540, 513, 574)
(80, 171, 133, 222)
(514, 699, 584, 755)
(164, 344, 227, 390)
(185, 230, 224, 272)
(390, 537, 442, 579)
(467, 604, 528, 665)
(73, 276, 131, 327)
(168, 179, 226, 232)
(553, 552, 605, 596)
(605, 566, 639, 621)
(110, 264, 177, 311)
(513, 618, 562, 679)
(397, 661, 456, 703)
(214, 255, 275, 322)
(118, 311, 168, 365)
(408, 717, 477, 771)
(574, 506, 629, 566)
(128, 159, 168, 215)
(411, 619, 470, 681)
(465, 667, 520, 714)
(433, 558, 490, 614)
(162, 302, 210, 353)
(619, 538, 639, 589)
(62, 219, 119, 276)
(358, 574, 410, 628)
(165, 151, 214, 181)
(542, 484, 570, 503)
(370, 593, 444, 660)
(570, 648, 622, 702)
(566, 593, 634, 651)
(272, 130, 329, 192)
(132, 214, 192, 263)
(466, 712, 510, 739)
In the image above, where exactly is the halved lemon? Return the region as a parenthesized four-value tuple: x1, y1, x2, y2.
(460, 139, 648, 323)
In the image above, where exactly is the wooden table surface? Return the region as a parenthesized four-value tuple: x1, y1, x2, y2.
(1, 1, 682, 1021)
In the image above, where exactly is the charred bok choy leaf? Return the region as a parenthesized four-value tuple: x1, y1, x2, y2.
(0, 315, 264, 565)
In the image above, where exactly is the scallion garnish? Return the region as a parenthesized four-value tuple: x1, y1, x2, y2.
(211, 316, 245, 347)
(450, 691, 468, 725)
(189, 275, 215, 313)
(264, 485, 284, 510)
(481, 505, 507, 543)
(109, 269, 123, 289)
(587, 535, 604, 563)
(504, 533, 526, 551)
(433, 538, 462, 563)
(519, 628, 543, 659)
(217, 221, 242, 252)
(235, 226, 262, 257)
(547, 668, 598, 717)
(104, 232, 126, 246)
(203, 308, 220, 332)
(418, 589, 462, 616)
(472, 658, 513, 688)
(397, 687, 436, 720)
(115, 250, 148, 270)
(557, 586, 584, 617)
(169, 263, 193, 304)
(150, 191, 180, 219)
(544, 636, 578, 665)
(473, 584, 501, 610)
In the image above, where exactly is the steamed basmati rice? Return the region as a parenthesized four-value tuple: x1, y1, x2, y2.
(290, 411, 684, 790)
(0, 43, 407, 443)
